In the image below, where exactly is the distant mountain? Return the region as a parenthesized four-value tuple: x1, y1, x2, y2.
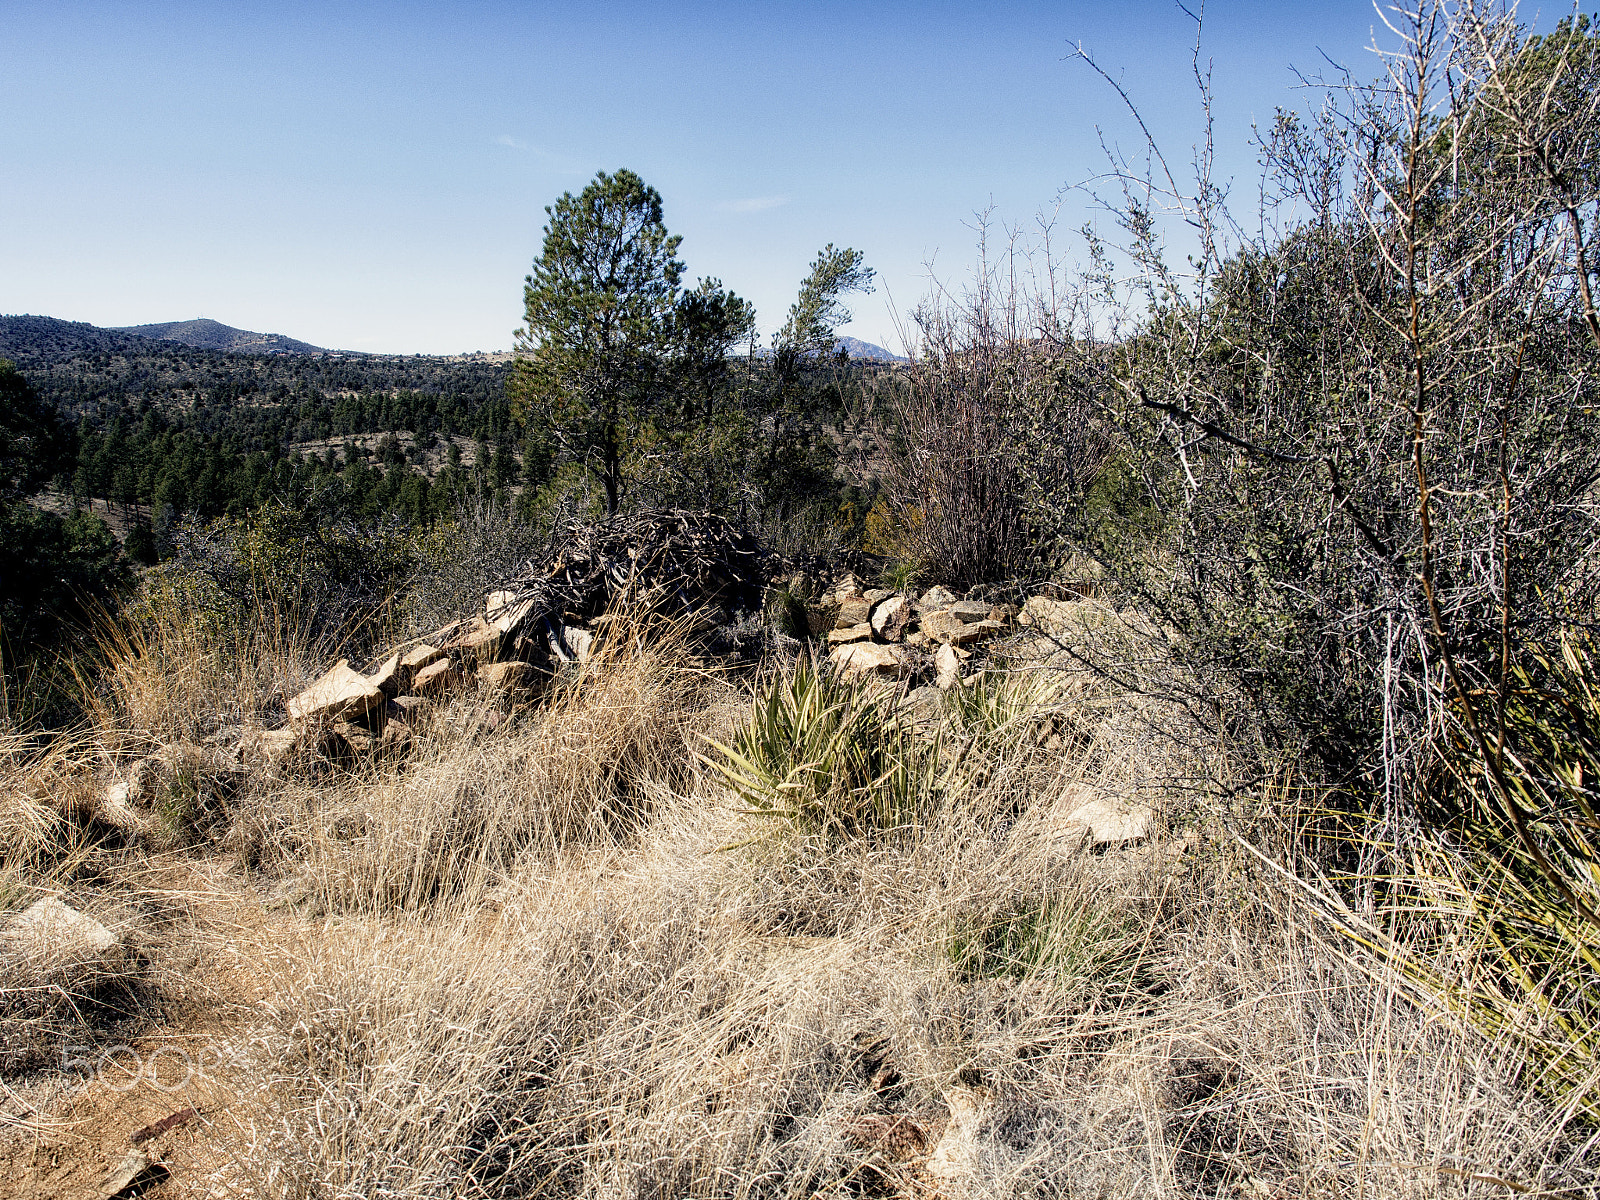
(836, 336, 904, 362)
(111, 318, 329, 355)
(0, 315, 160, 361)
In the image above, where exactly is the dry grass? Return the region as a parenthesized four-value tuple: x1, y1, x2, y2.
(3, 600, 1597, 1198)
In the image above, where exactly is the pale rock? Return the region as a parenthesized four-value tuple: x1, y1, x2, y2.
(480, 660, 536, 691)
(287, 659, 388, 723)
(916, 585, 959, 612)
(926, 1085, 993, 1190)
(905, 629, 929, 647)
(836, 598, 871, 628)
(103, 1150, 158, 1197)
(6, 897, 118, 956)
(1054, 791, 1155, 846)
(870, 594, 912, 642)
(827, 623, 873, 646)
(397, 642, 443, 674)
(412, 658, 456, 694)
(920, 610, 988, 646)
(934, 643, 964, 690)
(947, 599, 993, 622)
(829, 641, 913, 679)
(863, 588, 890, 605)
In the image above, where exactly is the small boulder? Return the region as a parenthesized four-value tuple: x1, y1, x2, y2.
(934, 643, 965, 689)
(946, 599, 993, 622)
(827, 623, 873, 646)
(836, 598, 872, 628)
(480, 660, 537, 691)
(870, 594, 912, 642)
(1053, 792, 1154, 847)
(288, 659, 388, 723)
(413, 658, 457, 695)
(398, 642, 443, 674)
(863, 588, 890, 605)
(920, 610, 988, 646)
(6, 897, 117, 957)
(829, 641, 913, 679)
(916, 585, 959, 613)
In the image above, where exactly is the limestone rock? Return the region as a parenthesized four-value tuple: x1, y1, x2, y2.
(916, 585, 959, 612)
(6, 897, 118, 957)
(871, 594, 912, 642)
(386, 695, 429, 725)
(398, 642, 443, 674)
(827, 623, 873, 646)
(920, 610, 988, 646)
(480, 660, 537, 691)
(1053, 791, 1155, 847)
(287, 659, 388, 723)
(946, 599, 993, 622)
(412, 658, 457, 694)
(830, 641, 913, 679)
(836, 598, 871, 628)
(934, 643, 965, 690)
(863, 588, 890, 605)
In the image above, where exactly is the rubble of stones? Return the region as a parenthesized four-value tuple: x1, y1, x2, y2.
(777, 568, 1084, 689)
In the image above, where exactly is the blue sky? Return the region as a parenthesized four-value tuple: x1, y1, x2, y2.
(4, 1, 1438, 354)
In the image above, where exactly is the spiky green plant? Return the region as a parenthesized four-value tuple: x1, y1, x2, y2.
(1325, 631, 1600, 1116)
(703, 657, 950, 838)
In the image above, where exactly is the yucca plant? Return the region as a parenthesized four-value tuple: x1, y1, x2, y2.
(703, 657, 950, 838)
(1320, 631, 1600, 1116)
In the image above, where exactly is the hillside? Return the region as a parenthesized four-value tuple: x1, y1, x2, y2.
(111, 317, 330, 355)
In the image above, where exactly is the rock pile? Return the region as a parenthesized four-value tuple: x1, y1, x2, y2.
(277, 509, 767, 757)
(785, 571, 1019, 685)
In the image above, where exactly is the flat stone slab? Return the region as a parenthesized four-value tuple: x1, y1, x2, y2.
(288, 659, 388, 723)
(827, 623, 873, 645)
(830, 641, 913, 679)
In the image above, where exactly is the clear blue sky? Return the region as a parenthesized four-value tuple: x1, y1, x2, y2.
(3, 1, 1436, 354)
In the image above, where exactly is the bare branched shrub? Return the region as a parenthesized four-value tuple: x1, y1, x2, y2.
(877, 215, 1111, 588)
(1067, 1, 1600, 805)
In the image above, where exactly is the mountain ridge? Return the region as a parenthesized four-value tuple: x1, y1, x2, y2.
(110, 317, 331, 355)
